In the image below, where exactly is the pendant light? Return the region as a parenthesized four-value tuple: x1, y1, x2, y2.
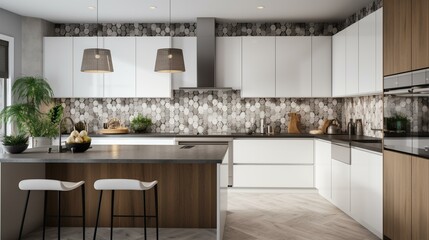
(81, 0, 114, 73)
(154, 0, 185, 73)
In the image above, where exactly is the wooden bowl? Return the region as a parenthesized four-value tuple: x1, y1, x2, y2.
(65, 142, 91, 153)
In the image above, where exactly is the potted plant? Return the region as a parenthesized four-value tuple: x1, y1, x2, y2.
(1, 134, 29, 154)
(130, 114, 152, 133)
(0, 76, 63, 147)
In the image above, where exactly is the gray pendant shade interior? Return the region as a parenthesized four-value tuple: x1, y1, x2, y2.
(81, 48, 114, 73)
(154, 48, 185, 73)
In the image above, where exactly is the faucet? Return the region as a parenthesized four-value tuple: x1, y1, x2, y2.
(58, 117, 75, 153)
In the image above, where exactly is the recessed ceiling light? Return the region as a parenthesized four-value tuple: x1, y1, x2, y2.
(149, 6, 157, 10)
(88, 6, 96, 10)
(257, 6, 265, 9)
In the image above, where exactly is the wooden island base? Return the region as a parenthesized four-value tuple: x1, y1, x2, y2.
(46, 163, 218, 228)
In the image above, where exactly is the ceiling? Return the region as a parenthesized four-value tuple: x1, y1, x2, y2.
(0, 0, 374, 23)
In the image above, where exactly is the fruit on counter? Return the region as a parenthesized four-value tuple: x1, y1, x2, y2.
(66, 130, 91, 144)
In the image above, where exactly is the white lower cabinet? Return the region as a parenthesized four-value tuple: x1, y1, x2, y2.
(315, 140, 332, 200)
(350, 148, 383, 238)
(233, 139, 314, 188)
(331, 158, 351, 214)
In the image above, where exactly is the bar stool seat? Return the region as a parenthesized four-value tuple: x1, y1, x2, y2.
(93, 178, 159, 240)
(19, 179, 85, 191)
(18, 179, 86, 240)
(94, 179, 157, 191)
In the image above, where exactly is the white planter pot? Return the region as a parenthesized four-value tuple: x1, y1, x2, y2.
(32, 137, 52, 148)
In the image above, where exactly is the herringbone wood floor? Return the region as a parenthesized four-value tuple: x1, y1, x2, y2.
(23, 192, 379, 240)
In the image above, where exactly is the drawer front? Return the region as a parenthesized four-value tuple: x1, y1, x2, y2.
(233, 139, 314, 164)
(233, 165, 314, 188)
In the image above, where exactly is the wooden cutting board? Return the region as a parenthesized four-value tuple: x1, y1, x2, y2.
(98, 128, 129, 134)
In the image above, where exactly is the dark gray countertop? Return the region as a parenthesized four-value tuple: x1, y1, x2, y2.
(0, 145, 228, 164)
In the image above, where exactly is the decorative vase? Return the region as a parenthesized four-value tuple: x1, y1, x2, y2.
(32, 137, 52, 148)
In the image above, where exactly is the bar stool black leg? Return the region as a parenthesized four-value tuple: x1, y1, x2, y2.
(81, 185, 86, 240)
(58, 191, 61, 240)
(18, 191, 31, 240)
(43, 191, 47, 240)
(93, 190, 103, 240)
(110, 190, 115, 240)
(155, 185, 159, 240)
(143, 190, 147, 240)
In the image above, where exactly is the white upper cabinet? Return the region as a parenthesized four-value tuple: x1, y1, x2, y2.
(359, 11, 376, 94)
(312, 36, 332, 97)
(375, 8, 383, 93)
(43, 37, 73, 98)
(276, 37, 312, 97)
(332, 29, 346, 97)
(241, 37, 276, 98)
(136, 37, 171, 98)
(346, 22, 359, 96)
(103, 37, 136, 98)
(73, 37, 104, 98)
(216, 37, 242, 89)
(172, 37, 197, 89)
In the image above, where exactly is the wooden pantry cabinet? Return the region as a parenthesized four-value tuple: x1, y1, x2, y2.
(412, 0, 429, 71)
(412, 156, 429, 240)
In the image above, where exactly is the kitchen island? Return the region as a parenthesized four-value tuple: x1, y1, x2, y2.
(0, 145, 229, 240)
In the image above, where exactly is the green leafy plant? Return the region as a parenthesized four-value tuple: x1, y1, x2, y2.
(130, 114, 152, 133)
(1, 134, 29, 146)
(0, 76, 63, 138)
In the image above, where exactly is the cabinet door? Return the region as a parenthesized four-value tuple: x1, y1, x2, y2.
(315, 140, 332, 200)
(172, 37, 197, 89)
(332, 30, 346, 97)
(384, 0, 412, 76)
(412, 156, 429, 240)
(242, 37, 275, 98)
(359, 12, 376, 94)
(412, 0, 429, 70)
(312, 36, 332, 97)
(276, 37, 312, 97)
(383, 150, 412, 240)
(216, 37, 241, 89)
(73, 37, 104, 98)
(136, 37, 171, 98)
(351, 149, 383, 238)
(346, 23, 359, 96)
(103, 37, 136, 98)
(332, 159, 350, 214)
(43, 37, 73, 98)
(375, 8, 383, 92)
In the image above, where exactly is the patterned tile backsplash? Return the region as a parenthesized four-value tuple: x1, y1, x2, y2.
(57, 91, 343, 134)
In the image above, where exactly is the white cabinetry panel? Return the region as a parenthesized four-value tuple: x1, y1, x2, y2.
(332, 159, 351, 214)
(275, 37, 312, 97)
(312, 36, 332, 97)
(359, 11, 376, 94)
(172, 37, 197, 89)
(241, 37, 276, 98)
(375, 8, 383, 93)
(345, 23, 359, 96)
(234, 165, 314, 188)
(315, 140, 332, 200)
(103, 37, 136, 98)
(136, 37, 171, 98)
(332, 30, 346, 97)
(233, 139, 314, 164)
(73, 37, 104, 98)
(216, 37, 242, 89)
(43, 37, 73, 98)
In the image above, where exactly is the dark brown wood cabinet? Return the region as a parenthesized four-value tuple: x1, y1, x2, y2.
(383, 150, 412, 240)
(412, 0, 429, 70)
(412, 156, 429, 240)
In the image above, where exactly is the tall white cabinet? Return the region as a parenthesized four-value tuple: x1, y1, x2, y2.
(332, 30, 346, 97)
(43, 37, 73, 98)
(216, 37, 242, 89)
(312, 36, 332, 97)
(241, 37, 276, 98)
(345, 23, 359, 96)
(136, 37, 172, 98)
(276, 37, 312, 97)
(172, 37, 197, 89)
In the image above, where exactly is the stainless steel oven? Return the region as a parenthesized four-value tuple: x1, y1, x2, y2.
(176, 137, 233, 187)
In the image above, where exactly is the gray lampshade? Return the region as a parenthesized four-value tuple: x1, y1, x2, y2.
(81, 48, 114, 73)
(154, 48, 185, 73)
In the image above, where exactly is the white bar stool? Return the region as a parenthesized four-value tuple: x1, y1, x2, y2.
(18, 179, 85, 240)
(93, 179, 159, 240)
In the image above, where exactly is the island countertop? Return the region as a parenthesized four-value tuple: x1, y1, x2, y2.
(0, 145, 228, 164)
